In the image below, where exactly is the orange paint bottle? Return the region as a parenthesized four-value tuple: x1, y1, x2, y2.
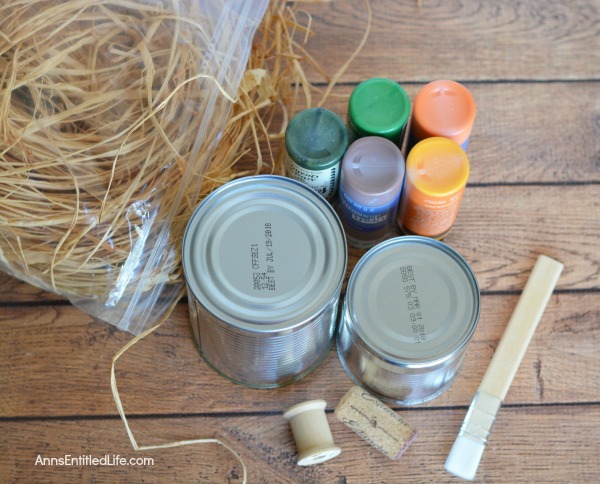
(397, 137, 470, 239)
(406, 80, 476, 153)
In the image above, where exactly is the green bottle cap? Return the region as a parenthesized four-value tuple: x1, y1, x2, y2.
(347, 78, 410, 144)
(285, 108, 348, 171)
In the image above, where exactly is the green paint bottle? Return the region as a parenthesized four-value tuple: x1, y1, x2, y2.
(347, 77, 411, 147)
(285, 108, 348, 201)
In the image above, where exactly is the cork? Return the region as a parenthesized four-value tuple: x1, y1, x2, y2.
(335, 386, 416, 460)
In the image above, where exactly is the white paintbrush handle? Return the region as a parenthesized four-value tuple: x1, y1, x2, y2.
(445, 254, 563, 481)
(479, 254, 563, 401)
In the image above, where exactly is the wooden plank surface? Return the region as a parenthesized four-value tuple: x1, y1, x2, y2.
(301, 0, 600, 82)
(2, 0, 600, 482)
(1, 291, 599, 419)
(2, 406, 599, 483)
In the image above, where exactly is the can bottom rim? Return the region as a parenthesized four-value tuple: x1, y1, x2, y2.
(193, 329, 335, 389)
(336, 341, 458, 405)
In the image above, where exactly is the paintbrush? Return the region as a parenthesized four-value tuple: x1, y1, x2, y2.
(444, 254, 563, 480)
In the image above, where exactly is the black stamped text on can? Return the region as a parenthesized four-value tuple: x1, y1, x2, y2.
(400, 265, 427, 343)
(251, 222, 277, 291)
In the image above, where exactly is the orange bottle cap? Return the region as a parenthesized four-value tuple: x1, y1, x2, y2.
(412, 80, 476, 145)
(406, 137, 470, 197)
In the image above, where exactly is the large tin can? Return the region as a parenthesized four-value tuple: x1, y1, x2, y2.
(183, 175, 347, 388)
(337, 236, 480, 405)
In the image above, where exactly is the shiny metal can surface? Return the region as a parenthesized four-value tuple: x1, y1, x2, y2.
(183, 175, 347, 388)
(337, 236, 480, 404)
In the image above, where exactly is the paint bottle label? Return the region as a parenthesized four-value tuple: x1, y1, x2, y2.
(398, 186, 465, 239)
(285, 154, 339, 200)
(339, 185, 400, 232)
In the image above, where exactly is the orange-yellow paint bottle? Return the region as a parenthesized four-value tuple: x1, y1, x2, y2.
(397, 137, 470, 239)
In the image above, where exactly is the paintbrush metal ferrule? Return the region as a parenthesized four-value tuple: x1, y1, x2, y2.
(459, 391, 502, 446)
(445, 391, 502, 480)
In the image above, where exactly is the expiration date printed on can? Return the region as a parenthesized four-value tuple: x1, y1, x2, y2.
(400, 266, 427, 343)
(250, 222, 277, 291)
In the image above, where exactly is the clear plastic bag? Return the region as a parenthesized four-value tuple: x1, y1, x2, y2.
(0, 0, 269, 334)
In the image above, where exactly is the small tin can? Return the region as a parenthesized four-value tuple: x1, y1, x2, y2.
(285, 108, 348, 201)
(347, 77, 411, 147)
(183, 175, 347, 388)
(337, 236, 480, 405)
(397, 137, 470, 240)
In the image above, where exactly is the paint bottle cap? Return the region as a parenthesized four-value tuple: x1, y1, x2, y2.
(285, 108, 348, 170)
(411, 80, 476, 146)
(348, 78, 410, 144)
(406, 137, 469, 197)
(341, 137, 405, 206)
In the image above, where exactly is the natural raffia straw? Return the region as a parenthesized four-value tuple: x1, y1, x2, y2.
(1, 0, 230, 299)
(110, 291, 249, 483)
